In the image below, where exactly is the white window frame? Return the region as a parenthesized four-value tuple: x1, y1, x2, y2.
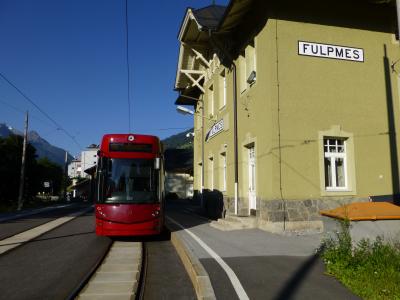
(324, 138, 348, 191)
(208, 84, 214, 116)
(209, 157, 214, 191)
(220, 152, 226, 191)
(198, 161, 203, 191)
(246, 42, 256, 84)
(239, 53, 246, 93)
(220, 70, 226, 109)
(248, 146, 256, 193)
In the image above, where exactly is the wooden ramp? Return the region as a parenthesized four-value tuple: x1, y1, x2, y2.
(320, 202, 400, 221)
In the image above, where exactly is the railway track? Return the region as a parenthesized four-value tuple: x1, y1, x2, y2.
(0, 209, 194, 300)
(0, 205, 111, 300)
(75, 240, 143, 299)
(73, 229, 196, 300)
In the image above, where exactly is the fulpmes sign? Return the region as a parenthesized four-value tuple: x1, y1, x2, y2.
(298, 41, 364, 62)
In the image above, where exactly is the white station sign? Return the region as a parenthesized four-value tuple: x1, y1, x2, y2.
(298, 41, 364, 62)
(206, 119, 224, 142)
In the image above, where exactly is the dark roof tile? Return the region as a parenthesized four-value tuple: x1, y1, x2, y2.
(192, 5, 226, 30)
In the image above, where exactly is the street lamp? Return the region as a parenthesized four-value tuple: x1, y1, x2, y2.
(176, 105, 195, 115)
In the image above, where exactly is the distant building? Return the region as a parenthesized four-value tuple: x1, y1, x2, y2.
(80, 144, 99, 178)
(68, 144, 99, 179)
(68, 144, 98, 199)
(68, 159, 82, 178)
(164, 149, 194, 199)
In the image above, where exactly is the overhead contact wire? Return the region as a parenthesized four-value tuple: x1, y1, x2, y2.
(125, 0, 132, 133)
(0, 72, 83, 150)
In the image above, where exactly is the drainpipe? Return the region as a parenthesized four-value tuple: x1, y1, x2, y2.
(397, 0, 400, 39)
(232, 63, 239, 215)
(208, 30, 239, 215)
(201, 97, 205, 210)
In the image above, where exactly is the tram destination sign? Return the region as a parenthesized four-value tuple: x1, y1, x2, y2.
(205, 119, 224, 142)
(298, 41, 364, 62)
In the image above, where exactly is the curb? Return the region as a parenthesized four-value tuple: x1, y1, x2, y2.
(167, 224, 216, 300)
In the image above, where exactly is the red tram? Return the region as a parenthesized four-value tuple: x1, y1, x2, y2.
(95, 134, 164, 236)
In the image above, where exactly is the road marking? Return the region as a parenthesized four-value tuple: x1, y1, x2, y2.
(167, 216, 250, 300)
(0, 207, 92, 255)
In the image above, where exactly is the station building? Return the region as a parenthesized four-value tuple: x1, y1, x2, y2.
(174, 0, 400, 232)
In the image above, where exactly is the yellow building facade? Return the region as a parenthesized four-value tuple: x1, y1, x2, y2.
(175, 0, 400, 232)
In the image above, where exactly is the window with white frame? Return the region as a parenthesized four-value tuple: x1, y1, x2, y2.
(239, 52, 246, 93)
(208, 84, 214, 116)
(198, 162, 203, 190)
(245, 41, 256, 85)
(220, 152, 226, 191)
(324, 138, 348, 190)
(219, 70, 226, 109)
(209, 157, 214, 190)
(195, 111, 202, 129)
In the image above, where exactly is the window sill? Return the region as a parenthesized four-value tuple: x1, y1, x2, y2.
(321, 188, 356, 197)
(326, 187, 349, 192)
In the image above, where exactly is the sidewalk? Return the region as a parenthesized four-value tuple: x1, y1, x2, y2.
(166, 199, 360, 300)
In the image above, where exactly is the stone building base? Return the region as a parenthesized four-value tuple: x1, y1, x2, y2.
(258, 220, 323, 235)
(222, 196, 369, 234)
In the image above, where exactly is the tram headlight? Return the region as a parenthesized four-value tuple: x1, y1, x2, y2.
(152, 210, 160, 217)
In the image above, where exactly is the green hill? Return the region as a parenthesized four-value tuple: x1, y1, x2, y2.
(162, 128, 194, 150)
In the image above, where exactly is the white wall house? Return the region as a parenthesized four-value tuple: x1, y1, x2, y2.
(68, 159, 82, 178)
(165, 172, 194, 199)
(80, 145, 98, 178)
(68, 145, 99, 179)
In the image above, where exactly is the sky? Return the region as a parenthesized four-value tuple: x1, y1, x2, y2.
(0, 0, 228, 157)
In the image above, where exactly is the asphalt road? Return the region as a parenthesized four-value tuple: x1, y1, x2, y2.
(0, 203, 91, 240)
(0, 210, 111, 300)
(142, 231, 196, 300)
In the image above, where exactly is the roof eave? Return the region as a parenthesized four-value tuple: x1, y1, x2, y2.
(178, 8, 204, 42)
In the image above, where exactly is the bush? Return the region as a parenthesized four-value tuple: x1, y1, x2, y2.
(321, 220, 400, 299)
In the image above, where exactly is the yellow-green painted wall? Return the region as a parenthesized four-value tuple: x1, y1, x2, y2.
(193, 5, 400, 212)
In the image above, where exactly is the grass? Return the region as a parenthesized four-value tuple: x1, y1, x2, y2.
(321, 220, 400, 299)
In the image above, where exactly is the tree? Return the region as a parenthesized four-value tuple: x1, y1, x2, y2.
(36, 158, 64, 195)
(0, 135, 37, 206)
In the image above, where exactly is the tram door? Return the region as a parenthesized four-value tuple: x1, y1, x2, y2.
(248, 146, 256, 212)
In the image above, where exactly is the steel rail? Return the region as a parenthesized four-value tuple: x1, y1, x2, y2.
(65, 239, 113, 300)
(135, 242, 148, 300)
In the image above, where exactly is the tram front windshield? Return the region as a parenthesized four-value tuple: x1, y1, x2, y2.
(98, 158, 158, 204)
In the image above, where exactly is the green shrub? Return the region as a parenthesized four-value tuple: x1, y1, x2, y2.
(321, 220, 400, 299)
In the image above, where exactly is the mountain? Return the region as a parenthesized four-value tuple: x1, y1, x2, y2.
(162, 128, 194, 173)
(162, 128, 194, 150)
(0, 123, 73, 166)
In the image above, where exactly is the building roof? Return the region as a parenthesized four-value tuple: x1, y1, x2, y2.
(174, 87, 201, 106)
(84, 165, 96, 176)
(175, 5, 227, 93)
(192, 5, 226, 30)
(217, 0, 254, 33)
